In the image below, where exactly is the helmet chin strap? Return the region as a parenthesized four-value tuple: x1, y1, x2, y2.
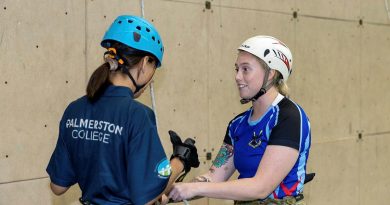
(240, 68, 274, 104)
(120, 66, 148, 94)
(116, 52, 149, 95)
(105, 49, 151, 95)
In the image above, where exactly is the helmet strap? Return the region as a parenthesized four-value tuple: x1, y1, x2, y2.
(240, 68, 274, 104)
(104, 47, 151, 95)
(120, 66, 147, 94)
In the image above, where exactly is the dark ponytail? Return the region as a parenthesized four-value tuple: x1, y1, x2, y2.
(86, 41, 156, 102)
(86, 62, 111, 102)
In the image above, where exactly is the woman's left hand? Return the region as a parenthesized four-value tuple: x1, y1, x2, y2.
(168, 182, 197, 202)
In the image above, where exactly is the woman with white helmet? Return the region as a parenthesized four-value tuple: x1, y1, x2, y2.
(167, 36, 311, 205)
(46, 15, 199, 205)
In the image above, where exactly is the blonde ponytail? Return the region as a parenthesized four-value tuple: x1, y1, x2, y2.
(273, 71, 289, 97)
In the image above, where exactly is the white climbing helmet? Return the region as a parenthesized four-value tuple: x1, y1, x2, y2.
(238, 35, 293, 81)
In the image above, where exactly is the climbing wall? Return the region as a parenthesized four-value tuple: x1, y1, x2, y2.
(0, 0, 389, 204)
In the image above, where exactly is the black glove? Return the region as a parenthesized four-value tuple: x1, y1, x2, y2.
(304, 173, 315, 184)
(169, 130, 200, 173)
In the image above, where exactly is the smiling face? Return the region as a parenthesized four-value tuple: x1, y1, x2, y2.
(234, 51, 266, 100)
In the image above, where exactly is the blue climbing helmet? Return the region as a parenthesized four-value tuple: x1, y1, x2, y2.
(101, 15, 164, 68)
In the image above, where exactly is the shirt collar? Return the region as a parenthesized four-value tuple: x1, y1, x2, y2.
(272, 93, 284, 106)
(247, 93, 285, 126)
(102, 85, 134, 98)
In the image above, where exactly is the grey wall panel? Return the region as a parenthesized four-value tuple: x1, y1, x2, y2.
(0, 178, 81, 205)
(215, 0, 294, 14)
(361, 0, 390, 24)
(306, 140, 359, 205)
(0, 0, 86, 183)
(292, 17, 361, 143)
(359, 134, 390, 204)
(296, 0, 360, 20)
(1, 0, 390, 204)
(361, 24, 390, 134)
(145, 1, 210, 156)
(0, 178, 52, 204)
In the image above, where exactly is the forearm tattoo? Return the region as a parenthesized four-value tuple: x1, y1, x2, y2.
(212, 143, 233, 168)
(191, 175, 211, 183)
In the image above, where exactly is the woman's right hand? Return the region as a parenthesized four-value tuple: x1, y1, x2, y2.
(168, 182, 198, 202)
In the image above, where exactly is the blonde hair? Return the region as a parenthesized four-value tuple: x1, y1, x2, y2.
(273, 71, 289, 97)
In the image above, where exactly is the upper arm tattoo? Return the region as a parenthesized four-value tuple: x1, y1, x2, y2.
(212, 143, 234, 168)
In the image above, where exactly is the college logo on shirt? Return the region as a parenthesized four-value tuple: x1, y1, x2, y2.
(248, 130, 262, 148)
(156, 159, 171, 178)
(65, 118, 123, 144)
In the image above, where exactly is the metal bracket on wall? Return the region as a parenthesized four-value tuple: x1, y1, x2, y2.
(357, 130, 364, 141)
(293, 11, 298, 19)
(206, 152, 212, 160)
(357, 16, 364, 27)
(291, 8, 300, 22)
(203, 1, 213, 13)
(205, 1, 211, 10)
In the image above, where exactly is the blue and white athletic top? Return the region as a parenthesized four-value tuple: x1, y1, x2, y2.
(47, 85, 170, 205)
(224, 94, 311, 199)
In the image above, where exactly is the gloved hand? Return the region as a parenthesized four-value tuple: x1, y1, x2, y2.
(169, 130, 200, 173)
(304, 173, 315, 184)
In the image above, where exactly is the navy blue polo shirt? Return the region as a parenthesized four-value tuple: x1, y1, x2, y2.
(47, 85, 170, 205)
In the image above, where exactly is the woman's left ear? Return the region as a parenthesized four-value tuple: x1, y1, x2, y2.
(140, 56, 150, 73)
(268, 69, 276, 80)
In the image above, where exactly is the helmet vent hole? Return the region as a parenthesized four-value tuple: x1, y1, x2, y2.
(158, 40, 160, 44)
(133, 32, 141, 42)
(128, 20, 133, 23)
(146, 28, 150, 32)
(118, 20, 122, 24)
(152, 36, 155, 41)
(264, 49, 270, 57)
(268, 61, 271, 63)
(136, 26, 141, 30)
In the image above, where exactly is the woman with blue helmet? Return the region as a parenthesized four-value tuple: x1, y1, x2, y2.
(167, 36, 311, 205)
(46, 15, 199, 205)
